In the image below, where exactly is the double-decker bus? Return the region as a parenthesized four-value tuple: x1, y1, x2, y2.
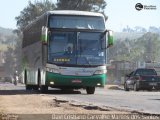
(22, 10, 113, 94)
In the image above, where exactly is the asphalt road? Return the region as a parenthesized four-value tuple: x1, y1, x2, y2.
(53, 88, 160, 114)
(0, 82, 160, 115)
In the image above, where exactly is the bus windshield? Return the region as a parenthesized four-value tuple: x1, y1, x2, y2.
(48, 31, 106, 66)
(49, 16, 105, 30)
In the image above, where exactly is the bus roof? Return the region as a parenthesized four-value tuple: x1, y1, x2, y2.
(46, 10, 105, 17)
(24, 10, 105, 31)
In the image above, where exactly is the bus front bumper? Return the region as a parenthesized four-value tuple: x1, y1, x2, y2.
(46, 72, 106, 88)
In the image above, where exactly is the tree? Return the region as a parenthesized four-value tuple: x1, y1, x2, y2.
(14, 0, 56, 74)
(108, 32, 160, 63)
(15, 0, 56, 31)
(4, 46, 15, 76)
(149, 26, 160, 33)
(56, 0, 107, 13)
(135, 32, 160, 62)
(2, 34, 21, 76)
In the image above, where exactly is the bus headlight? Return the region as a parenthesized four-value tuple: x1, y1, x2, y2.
(50, 81, 54, 85)
(46, 68, 59, 74)
(97, 83, 101, 86)
(94, 70, 107, 75)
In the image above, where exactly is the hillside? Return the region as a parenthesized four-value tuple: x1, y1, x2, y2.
(114, 32, 144, 41)
(0, 27, 14, 36)
(0, 27, 16, 51)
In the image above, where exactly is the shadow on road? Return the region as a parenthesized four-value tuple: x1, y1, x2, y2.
(41, 89, 81, 95)
(0, 90, 38, 95)
(0, 89, 81, 95)
(149, 99, 160, 101)
(0, 83, 81, 95)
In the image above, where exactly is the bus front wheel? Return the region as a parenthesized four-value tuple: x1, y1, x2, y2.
(86, 87, 95, 94)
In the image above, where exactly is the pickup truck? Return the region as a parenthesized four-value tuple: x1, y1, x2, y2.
(124, 68, 160, 91)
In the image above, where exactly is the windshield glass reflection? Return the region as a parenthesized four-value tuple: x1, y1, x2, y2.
(48, 31, 106, 66)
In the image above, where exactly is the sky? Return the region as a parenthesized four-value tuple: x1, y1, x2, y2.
(0, 0, 159, 32)
(105, 0, 160, 31)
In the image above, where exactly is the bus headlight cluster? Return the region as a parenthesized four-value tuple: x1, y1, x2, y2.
(94, 70, 107, 75)
(46, 68, 59, 73)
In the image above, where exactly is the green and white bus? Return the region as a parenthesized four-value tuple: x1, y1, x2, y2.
(22, 10, 113, 94)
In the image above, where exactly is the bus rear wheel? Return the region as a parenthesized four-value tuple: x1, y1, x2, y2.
(40, 85, 48, 93)
(26, 85, 32, 90)
(86, 87, 95, 94)
(33, 86, 39, 90)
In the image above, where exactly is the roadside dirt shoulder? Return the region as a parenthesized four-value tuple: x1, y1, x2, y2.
(0, 94, 129, 114)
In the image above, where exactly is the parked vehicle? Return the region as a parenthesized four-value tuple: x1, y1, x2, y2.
(124, 68, 160, 91)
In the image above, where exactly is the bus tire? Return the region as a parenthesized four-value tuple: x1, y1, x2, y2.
(24, 69, 27, 84)
(38, 69, 41, 87)
(26, 85, 32, 90)
(86, 87, 95, 94)
(33, 86, 39, 90)
(40, 85, 48, 93)
(24, 70, 32, 90)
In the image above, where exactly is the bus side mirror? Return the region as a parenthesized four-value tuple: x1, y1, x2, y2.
(107, 30, 113, 48)
(100, 30, 113, 49)
(41, 26, 48, 44)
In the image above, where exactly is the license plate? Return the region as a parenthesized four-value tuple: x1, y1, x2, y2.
(149, 83, 157, 86)
(72, 80, 82, 83)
